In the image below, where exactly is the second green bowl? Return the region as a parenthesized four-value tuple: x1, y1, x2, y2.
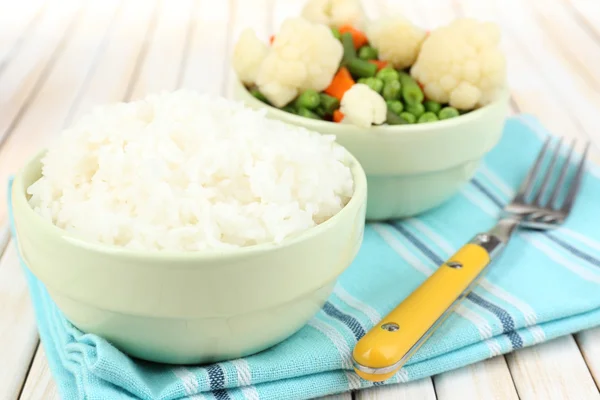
(234, 80, 510, 220)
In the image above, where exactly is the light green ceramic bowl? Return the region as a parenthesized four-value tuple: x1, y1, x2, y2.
(234, 80, 510, 220)
(12, 149, 367, 364)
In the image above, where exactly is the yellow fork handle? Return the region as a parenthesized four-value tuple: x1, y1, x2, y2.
(352, 242, 493, 382)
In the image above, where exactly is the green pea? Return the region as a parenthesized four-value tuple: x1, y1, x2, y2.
(331, 27, 341, 41)
(250, 88, 269, 104)
(386, 109, 408, 125)
(347, 58, 378, 78)
(358, 45, 378, 60)
(319, 93, 340, 115)
(358, 77, 384, 93)
(294, 89, 320, 110)
(405, 102, 425, 118)
(386, 100, 404, 115)
(297, 107, 322, 120)
(399, 112, 416, 124)
(424, 100, 442, 114)
(282, 105, 296, 114)
(438, 107, 460, 120)
(376, 67, 400, 83)
(417, 112, 439, 123)
(382, 80, 401, 101)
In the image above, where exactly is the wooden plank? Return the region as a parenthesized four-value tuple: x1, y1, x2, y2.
(11, 0, 225, 396)
(354, 378, 437, 400)
(506, 335, 600, 400)
(127, 0, 196, 100)
(19, 346, 60, 400)
(456, 0, 600, 159)
(0, 0, 47, 70)
(575, 328, 600, 390)
(0, 1, 123, 398)
(491, 0, 600, 146)
(321, 394, 352, 400)
(0, 0, 133, 232)
(271, 0, 304, 31)
(433, 356, 519, 400)
(528, 0, 600, 91)
(63, 0, 159, 125)
(177, 0, 231, 95)
(0, 244, 38, 400)
(0, 0, 80, 147)
(567, 0, 600, 39)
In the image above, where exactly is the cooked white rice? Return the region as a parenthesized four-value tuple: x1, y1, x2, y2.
(27, 90, 354, 251)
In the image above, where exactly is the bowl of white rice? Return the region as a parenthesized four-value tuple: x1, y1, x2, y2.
(11, 90, 367, 364)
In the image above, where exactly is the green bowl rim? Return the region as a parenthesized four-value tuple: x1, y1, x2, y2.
(235, 78, 511, 136)
(13, 146, 367, 262)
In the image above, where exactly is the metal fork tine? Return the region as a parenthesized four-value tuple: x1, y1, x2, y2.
(547, 139, 576, 208)
(514, 137, 551, 202)
(560, 141, 590, 214)
(533, 137, 563, 206)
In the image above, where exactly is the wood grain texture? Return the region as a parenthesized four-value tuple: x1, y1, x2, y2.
(178, 0, 231, 95)
(0, 0, 122, 239)
(575, 328, 600, 391)
(0, 0, 47, 70)
(506, 335, 600, 400)
(354, 378, 436, 400)
(19, 346, 60, 400)
(126, 0, 195, 100)
(0, 245, 38, 400)
(0, 0, 598, 399)
(321, 394, 352, 400)
(433, 356, 519, 400)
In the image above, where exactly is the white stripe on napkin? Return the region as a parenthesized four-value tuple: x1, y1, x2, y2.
(334, 284, 381, 326)
(308, 318, 353, 370)
(478, 164, 514, 198)
(344, 371, 362, 390)
(230, 359, 252, 386)
(474, 164, 600, 262)
(460, 187, 498, 218)
(371, 223, 432, 276)
(455, 304, 493, 339)
(229, 359, 260, 400)
(516, 115, 600, 179)
(173, 367, 200, 396)
(521, 233, 600, 284)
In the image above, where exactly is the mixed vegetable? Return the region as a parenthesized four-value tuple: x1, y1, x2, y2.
(233, 0, 506, 128)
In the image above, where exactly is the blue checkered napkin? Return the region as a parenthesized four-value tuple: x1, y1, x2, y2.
(8, 115, 600, 400)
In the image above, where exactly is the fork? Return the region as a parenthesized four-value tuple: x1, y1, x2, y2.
(352, 136, 590, 382)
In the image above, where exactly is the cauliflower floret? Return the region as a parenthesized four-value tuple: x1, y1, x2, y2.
(301, 0, 365, 28)
(340, 83, 386, 128)
(232, 28, 269, 85)
(256, 17, 343, 107)
(366, 15, 426, 69)
(410, 18, 506, 110)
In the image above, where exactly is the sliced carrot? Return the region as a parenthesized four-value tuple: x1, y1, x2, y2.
(338, 24, 368, 49)
(333, 110, 345, 123)
(368, 60, 389, 71)
(269, 35, 275, 44)
(324, 67, 355, 100)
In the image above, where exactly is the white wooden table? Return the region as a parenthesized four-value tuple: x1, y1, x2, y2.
(1, 0, 599, 399)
